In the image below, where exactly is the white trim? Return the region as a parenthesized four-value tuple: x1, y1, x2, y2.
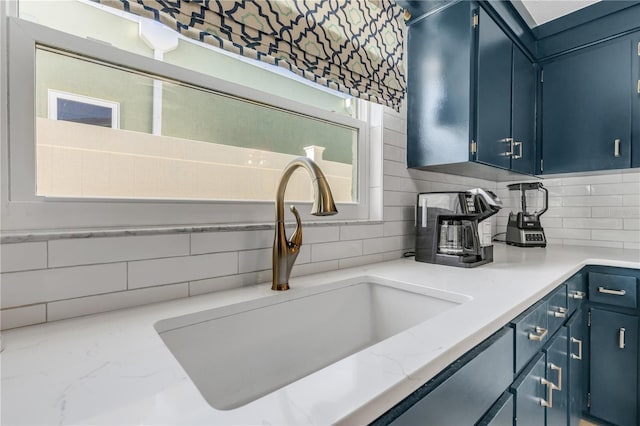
(3, 18, 378, 231)
(47, 89, 120, 129)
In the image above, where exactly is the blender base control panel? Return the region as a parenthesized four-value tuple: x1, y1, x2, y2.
(524, 232, 545, 242)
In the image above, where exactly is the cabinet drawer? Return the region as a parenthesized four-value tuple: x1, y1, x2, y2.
(389, 328, 514, 426)
(512, 300, 549, 375)
(476, 391, 513, 426)
(566, 272, 586, 314)
(547, 284, 568, 336)
(588, 272, 637, 308)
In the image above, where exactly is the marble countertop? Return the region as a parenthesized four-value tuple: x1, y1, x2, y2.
(2, 244, 639, 425)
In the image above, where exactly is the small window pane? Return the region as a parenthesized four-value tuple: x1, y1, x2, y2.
(55, 98, 114, 127)
(35, 47, 358, 203)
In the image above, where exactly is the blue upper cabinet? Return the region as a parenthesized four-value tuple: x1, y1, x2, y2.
(633, 36, 640, 169)
(406, 1, 473, 169)
(405, 2, 536, 177)
(476, 7, 513, 170)
(541, 36, 633, 174)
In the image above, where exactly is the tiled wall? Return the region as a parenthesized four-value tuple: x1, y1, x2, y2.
(0, 106, 496, 330)
(496, 171, 640, 249)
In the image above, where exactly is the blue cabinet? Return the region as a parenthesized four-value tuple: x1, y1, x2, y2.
(405, 2, 536, 177)
(544, 327, 569, 426)
(567, 308, 586, 426)
(589, 309, 638, 426)
(633, 36, 640, 169)
(511, 353, 547, 425)
(541, 36, 634, 174)
(477, 392, 514, 426)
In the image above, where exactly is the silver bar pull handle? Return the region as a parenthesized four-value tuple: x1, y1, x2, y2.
(540, 378, 554, 408)
(570, 337, 583, 360)
(570, 291, 585, 300)
(554, 307, 568, 318)
(598, 286, 626, 296)
(614, 139, 621, 157)
(529, 326, 548, 341)
(503, 137, 514, 156)
(619, 328, 626, 349)
(549, 363, 562, 391)
(513, 141, 523, 159)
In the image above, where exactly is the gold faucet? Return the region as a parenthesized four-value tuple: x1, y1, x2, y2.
(272, 157, 338, 291)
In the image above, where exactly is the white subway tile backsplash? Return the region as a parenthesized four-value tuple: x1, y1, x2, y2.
(238, 246, 312, 274)
(547, 185, 591, 196)
(1, 242, 47, 273)
(290, 260, 340, 278)
(189, 270, 272, 296)
(383, 144, 405, 163)
(49, 234, 189, 267)
(47, 283, 189, 322)
(624, 219, 640, 230)
(592, 206, 640, 218)
(311, 240, 363, 262)
(0, 304, 46, 330)
(562, 195, 623, 207)
(623, 194, 640, 206)
(1, 263, 127, 308)
(339, 253, 385, 269)
(384, 220, 414, 237)
(624, 242, 640, 250)
(383, 191, 415, 207)
(563, 218, 623, 230)
(384, 206, 414, 221)
(383, 159, 410, 178)
(128, 252, 237, 289)
(340, 224, 384, 241)
(383, 175, 417, 192)
(622, 172, 640, 182)
(383, 114, 404, 134)
(590, 183, 640, 195)
(191, 230, 272, 255)
(545, 207, 592, 218)
(298, 226, 340, 244)
(562, 239, 624, 249)
(538, 228, 591, 240)
(592, 229, 640, 242)
(561, 174, 622, 186)
(363, 235, 409, 255)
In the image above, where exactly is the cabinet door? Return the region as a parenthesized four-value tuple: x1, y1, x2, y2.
(475, 7, 513, 169)
(510, 46, 536, 175)
(589, 308, 638, 426)
(545, 327, 568, 426)
(542, 37, 632, 174)
(476, 391, 513, 426)
(567, 308, 586, 426)
(406, 1, 473, 168)
(634, 36, 640, 168)
(512, 353, 547, 425)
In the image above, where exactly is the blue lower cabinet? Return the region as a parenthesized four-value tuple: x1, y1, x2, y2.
(477, 391, 514, 426)
(567, 309, 586, 426)
(512, 353, 547, 425)
(512, 300, 549, 375)
(566, 273, 586, 316)
(383, 328, 514, 426)
(588, 308, 639, 426)
(547, 285, 569, 336)
(544, 328, 568, 426)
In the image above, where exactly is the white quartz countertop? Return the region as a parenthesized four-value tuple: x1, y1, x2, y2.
(2, 244, 639, 425)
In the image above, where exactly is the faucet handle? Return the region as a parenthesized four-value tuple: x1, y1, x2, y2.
(288, 205, 302, 249)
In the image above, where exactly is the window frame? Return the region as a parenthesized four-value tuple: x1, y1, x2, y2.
(3, 17, 378, 231)
(47, 89, 120, 129)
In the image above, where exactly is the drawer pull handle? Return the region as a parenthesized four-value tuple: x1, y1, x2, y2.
(549, 363, 562, 391)
(529, 326, 548, 341)
(598, 287, 626, 296)
(570, 337, 583, 360)
(513, 141, 523, 159)
(540, 378, 555, 408)
(554, 307, 567, 318)
(570, 291, 585, 300)
(619, 328, 626, 349)
(614, 139, 621, 157)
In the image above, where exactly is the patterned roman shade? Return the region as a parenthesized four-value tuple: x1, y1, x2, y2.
(94, 0, 406, 109)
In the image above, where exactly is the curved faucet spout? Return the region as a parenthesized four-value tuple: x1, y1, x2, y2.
(272, 157, 338, 291)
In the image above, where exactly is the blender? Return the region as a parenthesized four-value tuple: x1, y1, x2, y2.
(505, 182, 548, 247)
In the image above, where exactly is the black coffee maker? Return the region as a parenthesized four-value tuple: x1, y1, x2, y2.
(415, 189, 502, 268)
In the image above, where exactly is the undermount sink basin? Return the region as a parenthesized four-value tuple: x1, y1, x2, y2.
(154, 276, 471, 410)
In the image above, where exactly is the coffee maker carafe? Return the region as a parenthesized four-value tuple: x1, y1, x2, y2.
(415, 189, 502, 268)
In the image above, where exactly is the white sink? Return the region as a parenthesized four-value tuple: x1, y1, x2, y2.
(154, 276, 471, 410)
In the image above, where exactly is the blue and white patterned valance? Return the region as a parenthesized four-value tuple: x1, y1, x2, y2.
(94, 0, 407, 110)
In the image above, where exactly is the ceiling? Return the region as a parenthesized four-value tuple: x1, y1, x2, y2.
(518, 0, 601, 26)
